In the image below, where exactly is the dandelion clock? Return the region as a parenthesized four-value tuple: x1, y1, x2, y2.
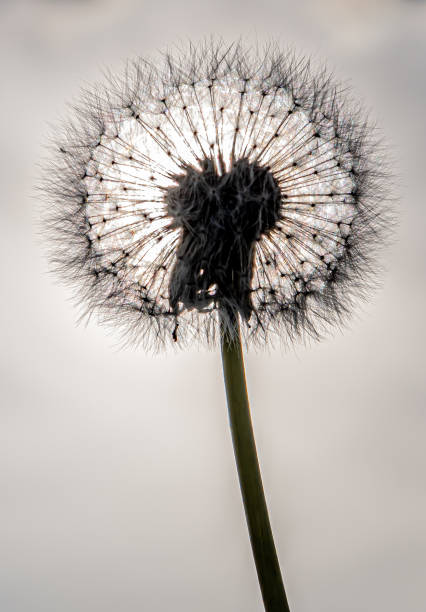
(40, 41, 392, 611)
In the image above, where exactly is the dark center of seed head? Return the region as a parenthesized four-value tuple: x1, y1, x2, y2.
(166, 158, 282, 318)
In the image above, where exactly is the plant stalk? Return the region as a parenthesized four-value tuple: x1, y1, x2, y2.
(220, 311, 290, 612)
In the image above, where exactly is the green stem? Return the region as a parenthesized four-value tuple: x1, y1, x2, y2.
(220, 311, 290, 612)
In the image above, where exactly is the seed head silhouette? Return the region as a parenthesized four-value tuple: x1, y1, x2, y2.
(42, 40, 391, 348)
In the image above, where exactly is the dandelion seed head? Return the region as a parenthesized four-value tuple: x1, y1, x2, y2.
(41, 40, 392, 349)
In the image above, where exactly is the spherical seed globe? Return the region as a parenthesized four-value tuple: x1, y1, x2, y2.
(41, 40, 391, 349)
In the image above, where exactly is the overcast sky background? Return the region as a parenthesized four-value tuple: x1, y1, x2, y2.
(1, 1, 426, 611)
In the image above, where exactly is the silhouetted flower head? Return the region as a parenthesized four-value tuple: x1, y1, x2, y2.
(41, 41, 391, 349)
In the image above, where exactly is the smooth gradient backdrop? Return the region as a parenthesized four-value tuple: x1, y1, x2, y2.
(1, 1, 425, 611)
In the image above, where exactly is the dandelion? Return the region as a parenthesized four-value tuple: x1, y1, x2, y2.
(41, 40, 392, 612)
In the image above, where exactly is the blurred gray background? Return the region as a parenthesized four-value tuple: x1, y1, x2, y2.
(1, 0, 425, 611)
